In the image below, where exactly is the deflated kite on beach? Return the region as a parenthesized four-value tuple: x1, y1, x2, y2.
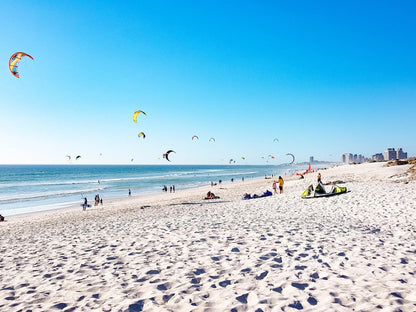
(301, 182, 347, 199)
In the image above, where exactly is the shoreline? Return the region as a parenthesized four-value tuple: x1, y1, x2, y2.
(0, 164, 304, 218)
(3, 173, 280, 223)
(2, 162, 313, 219)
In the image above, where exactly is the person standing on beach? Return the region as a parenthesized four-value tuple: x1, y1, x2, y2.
(317, 173, 322, 184)
(128, 189, 131, 196)
(272, 180, 277, 194)
(173, 185, 175, 192)
(83, 197, 88, 211)
(278, 176, 284, 194)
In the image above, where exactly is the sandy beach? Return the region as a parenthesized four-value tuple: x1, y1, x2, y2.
(1, 162, 416, 311)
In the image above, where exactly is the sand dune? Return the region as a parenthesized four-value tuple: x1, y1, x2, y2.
(1, 162, 415, 311)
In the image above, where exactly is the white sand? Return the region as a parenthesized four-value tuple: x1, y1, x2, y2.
(1, 162, 416, 311)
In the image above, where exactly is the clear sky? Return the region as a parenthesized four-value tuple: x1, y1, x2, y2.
(0, 1, 415, 164)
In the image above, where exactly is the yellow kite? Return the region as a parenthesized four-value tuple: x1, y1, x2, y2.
(132, 110, 146, 123)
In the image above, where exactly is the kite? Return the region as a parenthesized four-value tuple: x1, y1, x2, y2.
(286, 153, 295, 164)
(9, 52, 33, 78)
(163, 150, 176, 162)
(229, 159, 235, 164)
(132, 110, 146, 123)
(241, 157, 245, 160)
(65, 155, 71, 161)
(75, 155, 81, 160)
(209, 137, 215, 142)
(273, 138, 279, 142)
(131, 158, 134, 162)
(138, 132, 146, 139)
(192, 135, 199, 140)
(296, 163, 311, 176)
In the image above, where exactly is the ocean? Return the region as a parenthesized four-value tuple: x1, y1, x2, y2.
(0, 164, 302, 216)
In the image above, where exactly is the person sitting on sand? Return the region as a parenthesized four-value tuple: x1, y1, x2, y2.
(0, 214, 4, 222)
(206, 191, 219, 199)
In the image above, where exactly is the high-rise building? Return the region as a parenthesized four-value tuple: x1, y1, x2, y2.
(309, 156, 314, 163)
(396, 148, 407, 159)
(384, 148, 396, 161)
(342, 153, 354, 163)
(372, 153, 383, 161)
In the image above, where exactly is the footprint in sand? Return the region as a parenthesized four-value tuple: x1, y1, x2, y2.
(291, 282, 308, 290)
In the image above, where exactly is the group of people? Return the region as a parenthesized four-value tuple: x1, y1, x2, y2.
(81, 194, 103, 211)
(162, 185, 176, 193)
(272, 173, 323, 195)
(94, 194, 103, 206)
(272, 176, 284, 194)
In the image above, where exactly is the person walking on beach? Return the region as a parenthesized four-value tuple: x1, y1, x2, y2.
(278, 176, 284, 194)
(272, 180, 277, 194)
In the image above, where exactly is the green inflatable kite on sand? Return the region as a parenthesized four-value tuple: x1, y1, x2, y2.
(301, 182, 347, 199)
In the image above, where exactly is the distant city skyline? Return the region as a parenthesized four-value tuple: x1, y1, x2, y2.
(342, 147, 410, 163)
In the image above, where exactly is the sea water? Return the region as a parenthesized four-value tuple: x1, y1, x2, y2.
(0, 164, 301, 216)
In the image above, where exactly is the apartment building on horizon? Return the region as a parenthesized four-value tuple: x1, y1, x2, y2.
(383, 148, 408, 161)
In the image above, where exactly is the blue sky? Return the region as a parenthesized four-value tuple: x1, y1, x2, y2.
(0, 1, 414, 164)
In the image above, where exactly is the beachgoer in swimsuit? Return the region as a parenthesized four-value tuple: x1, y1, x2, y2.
(278, 176, 284, 194)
